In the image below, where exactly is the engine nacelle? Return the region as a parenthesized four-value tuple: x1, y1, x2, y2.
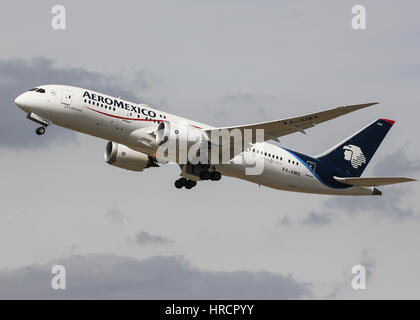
(104, 141, 158, 171)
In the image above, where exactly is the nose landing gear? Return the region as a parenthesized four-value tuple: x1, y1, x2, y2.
(35, 126, 46, 135)
(26, 113, 50, 136)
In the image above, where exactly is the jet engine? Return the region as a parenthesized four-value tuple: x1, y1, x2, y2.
(104, 141, 159, 171)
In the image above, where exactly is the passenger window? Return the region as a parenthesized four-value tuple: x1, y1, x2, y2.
(36, 88, 45, 93)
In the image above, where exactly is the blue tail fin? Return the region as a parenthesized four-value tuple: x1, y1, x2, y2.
(315, 119, 395, 177)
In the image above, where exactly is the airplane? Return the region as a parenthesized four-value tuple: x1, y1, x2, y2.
(14, 85, 415, 195)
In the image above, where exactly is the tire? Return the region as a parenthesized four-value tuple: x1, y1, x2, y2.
(174, 179, 184, 189)
(190, 180, 197, 187)
(36, 127, 45, 135)
(210, 171, 222, 181)
(185, 183, 193, 189)
(199, 171, 210, 180)
(185, 180, 196, 189)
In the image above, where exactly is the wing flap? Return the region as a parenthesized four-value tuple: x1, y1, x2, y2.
(334, 176, 416, 187)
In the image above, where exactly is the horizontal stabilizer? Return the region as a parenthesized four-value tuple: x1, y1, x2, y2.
(334, 176, 416, 187)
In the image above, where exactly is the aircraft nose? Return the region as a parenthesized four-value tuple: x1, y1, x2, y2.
(14, 93, 26, 109)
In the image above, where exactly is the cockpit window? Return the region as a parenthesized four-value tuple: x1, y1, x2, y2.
(28, 88, 38, 91)
(36, 88, 46, 93)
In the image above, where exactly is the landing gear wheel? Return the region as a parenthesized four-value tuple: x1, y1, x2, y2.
(174, 179, 184, 189)
(199, 171, 211, 180)
(210, 171, 222, 181)
(35, 126, 46, 135)
(185, 180, 197, 189)
(175, 178, 188, 189)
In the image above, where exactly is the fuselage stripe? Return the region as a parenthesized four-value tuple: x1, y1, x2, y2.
(86, 106, 202, 129)
(86, 106, 163, 122)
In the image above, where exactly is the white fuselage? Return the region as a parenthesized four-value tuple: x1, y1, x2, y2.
(15, 85, 375, 195)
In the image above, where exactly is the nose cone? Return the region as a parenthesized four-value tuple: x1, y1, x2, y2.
(15, 93, 26, 109)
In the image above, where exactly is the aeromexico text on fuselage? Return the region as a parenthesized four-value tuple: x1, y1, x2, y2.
(82, 91, 157, 118)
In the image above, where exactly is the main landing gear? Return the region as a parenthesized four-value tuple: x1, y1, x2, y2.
(175, 178, 197, 189)
(35, 126, 46, 135)
(200, 171, 221, 181)
(174, 170, 222, 190)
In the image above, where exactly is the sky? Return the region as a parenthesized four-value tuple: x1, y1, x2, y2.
(0, 0, 419, 299)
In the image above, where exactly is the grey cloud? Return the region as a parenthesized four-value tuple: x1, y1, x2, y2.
(361, 249, 376, 281)
(326, 187, 414, 220)
(278, 217, 291, 226)
(0, 58, 151, 149)
(104, 209, 129, 225)
(0, 254, 310, 299)
(299, 211, 333, 226)
(133, 231, 173, 245)
(278, 212, 333, 227)
(327, 249, 376, 299)
(373, 145, 420, 177)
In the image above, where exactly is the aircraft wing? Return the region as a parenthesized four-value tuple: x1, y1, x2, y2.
(334, 176, 416, 187)
(204, 102, 378, 160)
